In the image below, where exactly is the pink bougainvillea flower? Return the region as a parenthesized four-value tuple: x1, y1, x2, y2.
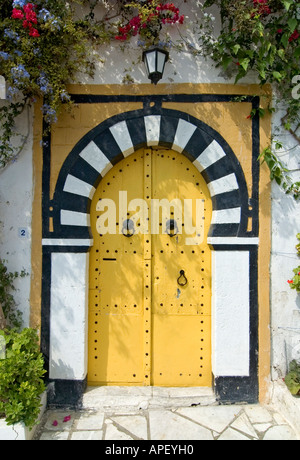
(12, 8, 24, 19)
(23, 3, 36, 13)
(52, 420, 58, 426)
(289, 30, 300, 42)
(29, 27, 40, 37)
(63, 415, 71, 423)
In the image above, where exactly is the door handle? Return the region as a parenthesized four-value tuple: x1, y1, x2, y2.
(177, 270, 188, 287)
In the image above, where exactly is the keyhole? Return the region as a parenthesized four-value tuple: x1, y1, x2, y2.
(166, 219, 178, 237)
(122, 219, 135, 237)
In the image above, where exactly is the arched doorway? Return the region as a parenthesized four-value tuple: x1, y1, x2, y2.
(42, 105, 260, 406)
(88, 148, 212, 386)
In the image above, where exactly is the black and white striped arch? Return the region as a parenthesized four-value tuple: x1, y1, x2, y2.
(45, 108, 255, 246)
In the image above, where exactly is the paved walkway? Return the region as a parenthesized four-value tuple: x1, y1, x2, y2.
(33, 387, 299, 441)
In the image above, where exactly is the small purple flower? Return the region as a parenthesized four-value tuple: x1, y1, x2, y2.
(7, 86, 19, 101)
(11, 64, 30, 80)
(60, 90, 70, 102)
(41, 104, 57, 124)
(37, 72, 52, 94)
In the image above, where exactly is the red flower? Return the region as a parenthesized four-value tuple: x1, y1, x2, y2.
(288, 280, 294, 284)
(12, 8, 24, 19)
(289, 30, 300, 42)
(23, 3, 35, 13)
(115, 34, 127, 41)
(253, 0, 271, 16)
(29, 28, 40, 37)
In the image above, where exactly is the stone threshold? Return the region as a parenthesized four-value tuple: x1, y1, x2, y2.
(83, 386, 217, 411)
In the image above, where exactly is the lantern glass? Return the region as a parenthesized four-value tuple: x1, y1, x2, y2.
(146, 50, 156, 74)
(157, 50, 167, 74)
(143, 48, 169, 85)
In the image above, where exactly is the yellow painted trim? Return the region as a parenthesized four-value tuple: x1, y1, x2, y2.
(67, 83, 272, 98)
(31, 83, 271, 399)
(258, 112, 272, 404)
(30, 98, 43, 330)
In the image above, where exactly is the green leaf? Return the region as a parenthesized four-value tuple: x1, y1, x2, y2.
(272, 71, 283, 81)
(221, 55, 233, 70)
(281, 33, 289, 48)
(288, 18, 297, 33)
(232, 44, 240, 55)
(285, 370, 300, 395)
(283, 0, 294, 11)
(239, 58, 250, 71)
(277, 49, 286, 61)
(295, 47, 300, 59)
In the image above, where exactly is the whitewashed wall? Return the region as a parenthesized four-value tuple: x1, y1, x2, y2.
(0, 104, 33, 327)
(270, 106, 300, 379)
(0, 3, 299, 381)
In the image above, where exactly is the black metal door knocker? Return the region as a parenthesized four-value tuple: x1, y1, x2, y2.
(122, 219, 135, 237)
(166, 219, 179, 237)
(177, 270, 188, 287)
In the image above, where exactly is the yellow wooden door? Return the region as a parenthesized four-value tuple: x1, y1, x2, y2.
(88, 148, 212, 386)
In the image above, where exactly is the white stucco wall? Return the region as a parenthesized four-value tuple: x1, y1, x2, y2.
(0, 4, 299, 382)
(270, 107, 300, 379)
(0, 104, 33, 327)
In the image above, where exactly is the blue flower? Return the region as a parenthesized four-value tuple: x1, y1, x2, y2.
(38, 8, 53, 22)
(41, 104, 57, 124)
(60, 90, 71, 102)
(37, 72, 53, 94)
(50, 19, 61, 31)
(11, 64, 30, 82)
(0, 52, 10, 61)
(4, 29, 20, 43)
(12, 0, 28, 7)
(7, 86, 19, 101)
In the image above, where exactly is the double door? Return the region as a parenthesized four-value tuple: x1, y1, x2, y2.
(88, 148, 212, 386)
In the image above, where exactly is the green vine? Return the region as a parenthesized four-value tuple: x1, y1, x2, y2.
(287, 233, 300, 293)
(0, 259, 27, 330)
(285, 360, 300, 396)
(259, 141, 300, 199)
(200, 0, 300, 197)
(0, 0, 299, 198)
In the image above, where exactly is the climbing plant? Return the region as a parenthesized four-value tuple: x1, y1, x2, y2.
(0, 258, 27, 330)
(288, 233, 300, 293)
(200, 0, 300, 198)
(0, 0, 299, 197)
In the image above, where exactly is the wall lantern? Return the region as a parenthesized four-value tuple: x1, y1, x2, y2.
(142, 48, 169, 85)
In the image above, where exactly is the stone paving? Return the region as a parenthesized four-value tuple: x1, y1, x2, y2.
(34, 387, 299, 441)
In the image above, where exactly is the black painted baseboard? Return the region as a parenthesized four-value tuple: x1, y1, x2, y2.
(46, 377, 87, 409)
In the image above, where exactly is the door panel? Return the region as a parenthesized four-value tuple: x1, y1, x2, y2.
(88, 148, 212, 386)
(151, 150, 212, 386)
(88, 152, 145, 385)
